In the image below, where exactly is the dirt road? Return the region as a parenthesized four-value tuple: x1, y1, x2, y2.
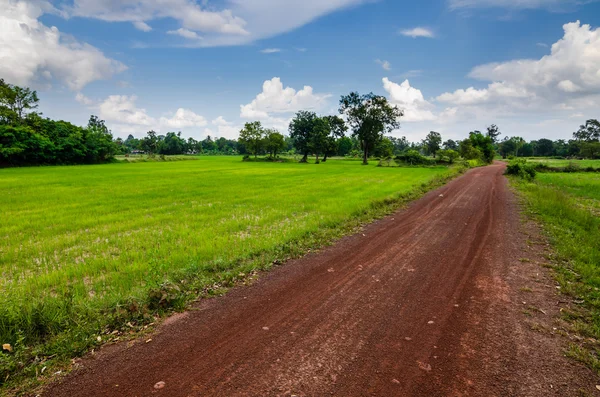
(45, 163, 596, 396)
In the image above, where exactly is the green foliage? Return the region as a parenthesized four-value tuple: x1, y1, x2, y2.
(395, 149, 436, 166)
(486, 124, 501, 143)
(339, 92, 402, 165)
(422, 131, 442, 158)
(505, 158, 536, 180)
(373, 137, 394, 159)
(238, 121, 265, 158)
(289, 110, 317, 162)
(573, 119, 600, 142)
(264, 129, 286, 158)
(437, 149, 460, 164)
(460, 131, 495, 164)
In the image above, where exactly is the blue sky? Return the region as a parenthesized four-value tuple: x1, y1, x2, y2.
(2, 0, 600, 142)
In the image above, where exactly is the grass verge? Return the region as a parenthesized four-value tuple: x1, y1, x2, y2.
(511, 173, 600, 374)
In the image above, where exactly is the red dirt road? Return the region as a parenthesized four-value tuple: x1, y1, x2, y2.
(45, 163, 596, 396)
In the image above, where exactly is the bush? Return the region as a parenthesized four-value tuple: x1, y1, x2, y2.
(506, 159, 536, 180)
(437, 149, 459, 164)
(395, 150, 436, 166)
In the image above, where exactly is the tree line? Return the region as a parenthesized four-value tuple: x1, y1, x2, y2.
(2, 79, 599, 167)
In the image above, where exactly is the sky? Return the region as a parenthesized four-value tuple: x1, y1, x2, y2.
(2, 0, 600, 143)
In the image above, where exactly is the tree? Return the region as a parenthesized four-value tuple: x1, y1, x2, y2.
(84, 115, 116, 162)
(339, 92, 402, 165)
(321, 115, 347, 162)
(390, 136, 410, 153)
(437, 149, 459, 164)
(580, 142, 600, 159)
(264, 129, 286, 158)
(534, 138, 554, 157)
(159, 131, 186, 155)
(337, 136, 353, 156)
(0, 80, 40, 125)
(239, 121, 264, 158)
(374, 137, 394, 159)
(422, 131, 442, 158)
(141, 130, 159, 155)
(443, 139, 458, 151)
(289, 111, 317, 162)
(573, 119, 600, 142)
(307, 118, 330, 164)
(468, 131, 495, 163)
(486, 124, 501, 143)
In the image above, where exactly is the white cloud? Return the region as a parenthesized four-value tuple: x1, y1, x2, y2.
(240, 77, 330, 123)
(60, 0, 368, 46)
(536, 42, 548, 48)
(132, 21, 152, 32)
(448, 0, 585, 11)
(97, 95, 206, 135)
(375, 59, 392, 71)
(436, 21, 600, 117)
(0, 0, 127, 90)
(205, 116, 240, 139)
(399, 27, 435, 38)
(382, 78, 436, 122)
(260, 48, 281, 53)
(75, 92, 94, 106)
(159, 108, 207, 128)
(167, 28, 202, 40)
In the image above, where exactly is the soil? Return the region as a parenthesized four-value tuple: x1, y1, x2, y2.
(43, 163, 598, 397)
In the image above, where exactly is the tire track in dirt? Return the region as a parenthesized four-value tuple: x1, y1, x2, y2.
(44, 163, 597, 397)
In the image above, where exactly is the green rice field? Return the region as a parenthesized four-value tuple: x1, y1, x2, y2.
(526, 158, 600, 169)
(0, 156, 459, 390)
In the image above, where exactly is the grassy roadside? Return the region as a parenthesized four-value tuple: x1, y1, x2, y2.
(0, 159, 471, 395)
(511, 174, 600, 373)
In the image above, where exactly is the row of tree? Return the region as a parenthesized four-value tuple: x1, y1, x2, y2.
(2, 79, 599, 167)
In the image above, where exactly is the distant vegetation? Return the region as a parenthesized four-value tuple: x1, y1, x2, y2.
(3, 80, 599, 169)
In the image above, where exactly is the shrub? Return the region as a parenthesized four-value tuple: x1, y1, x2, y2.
(506, 159, 536, 180)
(395, 150, 436, 166)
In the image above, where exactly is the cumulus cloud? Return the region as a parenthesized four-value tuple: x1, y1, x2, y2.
(375, 59, 392, 71)
(240, 77, 330, 123)
(436, 21, 600, 117)
(399, 27, 435, 38)
(204, 116, 240, 139)
(97, 95, 206, 135)
(75, 92, 94, 105)
(0, 0, 127, 90)
(382, 78, 436, 122)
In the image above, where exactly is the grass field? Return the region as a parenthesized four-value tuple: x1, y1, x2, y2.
(0, 156, 461, 391)
(514, 172, 600, 372)
(525, 158, 600, 169)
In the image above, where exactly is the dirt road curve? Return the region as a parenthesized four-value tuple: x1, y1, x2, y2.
(45, 163, 596, 397)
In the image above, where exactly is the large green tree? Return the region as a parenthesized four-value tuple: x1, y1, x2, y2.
(289, 111, 317, 162)
(574, 119, 600, 142)
(239, 121, 264, 158)
(339, 92, 402, 165)
(264, 129, 286, 158)
(422, 131, 442, 158)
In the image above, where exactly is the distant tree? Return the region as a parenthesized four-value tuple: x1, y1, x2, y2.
(437, 149, 459, 164)
(422, 131, 442, 158)
(580, 142, 600, 159)
(339, 92, 402, 165)
(84, 115, 116, 162)
(321, 115, 347, 162)
(141, 130, 159, 155)
(308, 117, 330, 164)
(264, 129, 286, 158)
(374, 137, 394, 159)
(336, 136, 353, 156)
(459, 139, 481, 160)
(534, 138, 554, 157)
(289, 111, 317, 162)
(469, 131, 495, 163)
(554, 139, 569, 157)
(442, 139, 458, 151)
(486, 124, 501, 143)
(498, 137, 515, 159)
(520, 142, 534, 157)
(159, 131, 186, 155)
(239, 121, 264, 158)
(390, 136, 410, 153)
(573, 119, 600, 142)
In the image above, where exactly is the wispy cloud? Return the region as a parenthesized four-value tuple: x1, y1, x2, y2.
(399, 27, 435, 38)
(375, 59, 392, 71)
(260, 48, 282, 54)
(536, 42, 548, 48)
(400, 70, 423, 78)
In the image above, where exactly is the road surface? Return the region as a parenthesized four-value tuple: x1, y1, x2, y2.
(45, 163, 596, 396)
